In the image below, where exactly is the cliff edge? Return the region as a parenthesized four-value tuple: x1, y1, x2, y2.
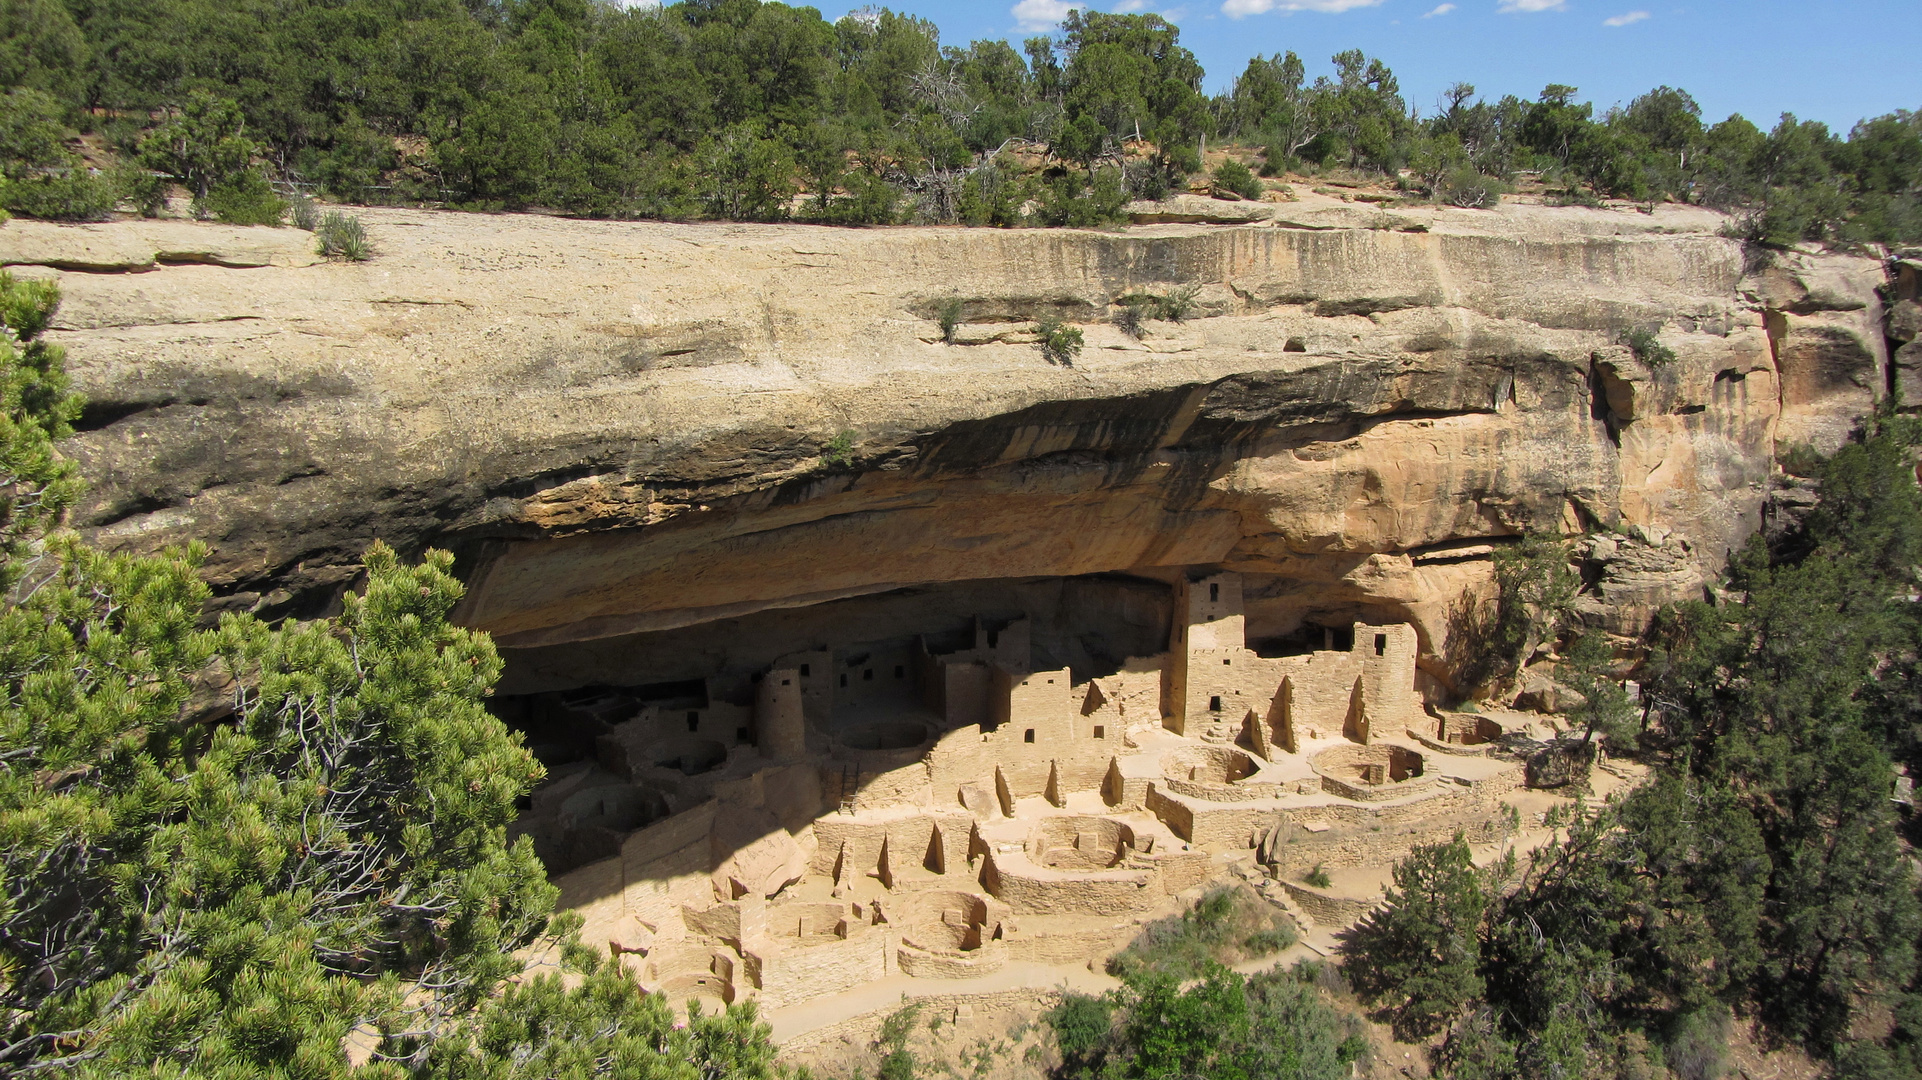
(3, 194, 1899, 684)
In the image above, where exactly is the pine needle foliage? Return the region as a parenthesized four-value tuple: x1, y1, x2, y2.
(0, 275, 790, 1077)
(1346, 404, 1922, 1074)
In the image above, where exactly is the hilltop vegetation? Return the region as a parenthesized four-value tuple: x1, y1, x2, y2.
(0, 0, 1911, 243)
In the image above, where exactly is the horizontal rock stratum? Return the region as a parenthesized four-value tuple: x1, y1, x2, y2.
(5, 195, 1894, 679)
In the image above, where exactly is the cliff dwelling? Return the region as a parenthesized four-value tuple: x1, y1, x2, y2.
(499, 570, 1534, 1014)
(23, 187, 1908, 1066)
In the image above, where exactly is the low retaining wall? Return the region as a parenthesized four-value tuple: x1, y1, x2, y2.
(777, 988, 1059, 1055)
(895, 938, 1009, 978)
(984, 853, 1160, 915)
(1317, 773, 1441, 802)
(1161, 777, 1280, 802)
(1279, 880, 1383, 926)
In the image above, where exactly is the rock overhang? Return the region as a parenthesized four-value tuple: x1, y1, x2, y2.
(1, 199, 1887, 657)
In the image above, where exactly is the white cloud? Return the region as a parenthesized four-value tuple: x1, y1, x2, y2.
(1603, 9, 1650, 24)
(1012, 0, 1079, 31)
(1222, 0, 1385, 16)
(1423, 3, 1456, 14)
(1113, 0, 1148, 8)
(1497, 0, 1565, 10)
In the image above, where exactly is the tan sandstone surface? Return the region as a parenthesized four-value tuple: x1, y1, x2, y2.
(5, 195, 1897, 665)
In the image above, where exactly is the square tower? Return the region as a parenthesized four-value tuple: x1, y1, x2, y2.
(1163, 572, 1253, 735)
(1355, 622, 1420, 737)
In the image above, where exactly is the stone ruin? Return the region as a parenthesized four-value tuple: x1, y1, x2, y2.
(509, 572, 1532, 1013)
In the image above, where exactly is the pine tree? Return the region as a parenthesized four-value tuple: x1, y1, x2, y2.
(0, 274, 788, 1076)
(1341, 833, 1489, 1040)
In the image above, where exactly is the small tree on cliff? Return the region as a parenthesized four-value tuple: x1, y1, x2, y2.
(1451, 533, 1580, 697)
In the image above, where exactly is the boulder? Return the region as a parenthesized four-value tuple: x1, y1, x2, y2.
(1526, 739, 1596, 789)
(1889, 299, 1922, 343)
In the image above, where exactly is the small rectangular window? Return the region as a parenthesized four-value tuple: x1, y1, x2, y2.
(1209, 695, 1222, 712)
(1374, 634, 1388, 656)
(1024, 729, 1035, 743)
(894, 665, 905, 679)
(736, 727, 749, 742)
(800, 663, 810, 677)
(1094, 725, 1105, 739)
(686, 712, 699, 731)
(1223, 658, 1231, 666)
(1209, 582, 1220, 602)
(840, 674, 848, 688)
(781, 678, 791, 686)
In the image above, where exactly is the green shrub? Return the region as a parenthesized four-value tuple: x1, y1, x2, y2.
(1258, 149, 1293, 178)
(0, 263, 789, 1080)
(957, 158, 1027, 226)
(1125, 158, 1173, 201)
(288, 193, 320, 230)
(1036, 167, 1129, 228)
(937, 297, 965, 343)
(114, 165, 169, 217)
(1304, 864, 1332, 889)
(136, 92, 258, 201)
(813, 168, 898, 226)
(1034, 315, 1083, 366)
(1451, 533, 1580, 695)
(876, 1003, 921, 1080)
(1437, 166, 1510, 208)
(1544, 185, 1605, 208)
(1243, 926, 1298, 956)
(1213, 157, 1264, 200)
(1666, 1008, 1732, 1080)
(1624, 325, 1676, 366)
(1051, 961, 1361, 1080)
(1107, 885, 1297, 982)
(1158, 283, 1199, 322)
(822, 429, 856, 468)
(1778, 441, 1826, 478)
(1046, 992, 1114, 1066)
(0, 89, 118, 221)
(1113, 284, 1200, 336)
(315, 210, 369, 260)
(1340, 834, 1490, 1041)
(194, 170, 286, 225)
(0, 169, 116, 220)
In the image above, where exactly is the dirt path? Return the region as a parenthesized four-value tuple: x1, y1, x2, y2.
(764, 959, 1123, 1044)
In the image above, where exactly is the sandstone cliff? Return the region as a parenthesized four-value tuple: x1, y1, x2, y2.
(2, 195, 1901, 686)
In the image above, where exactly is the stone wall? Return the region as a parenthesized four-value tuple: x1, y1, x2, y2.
(1278, 880, 1383, 926)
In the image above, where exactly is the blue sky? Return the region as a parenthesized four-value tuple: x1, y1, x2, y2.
(811, 0, 1921, 133)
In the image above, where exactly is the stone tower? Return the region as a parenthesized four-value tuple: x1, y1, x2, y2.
(1162, 571, 1249, 738)
(755, 667, 807, 759)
